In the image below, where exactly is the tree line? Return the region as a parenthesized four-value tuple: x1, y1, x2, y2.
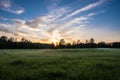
(0, 36, 120, 49)
(0, 36, 53, 49)
(58, 38, 120, 48)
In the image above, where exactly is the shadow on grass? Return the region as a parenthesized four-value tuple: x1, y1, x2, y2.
(10, 60, 25, 65)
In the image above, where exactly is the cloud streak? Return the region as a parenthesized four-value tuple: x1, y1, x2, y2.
(59, 0, 104, 21)
(0, 0, 24, 14)
(0, 0, 107, 43)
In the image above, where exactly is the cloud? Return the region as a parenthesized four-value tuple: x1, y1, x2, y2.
(46, 0, 61, 10)
(0, 0, 24, 14)
(0, 0, 10, 8)
(0, 22, 33, 37)
(48, 7, 68, 21)
(87, 11, 104, 16)
(23, 7, 68, 29)
(0, 23, 19, 36)
(0, 11, 101, 43)
(60, 0, 104, 21)
(0, 0, 106, 43)
(13, 19, 25, 25)
(25, 16, 51, 28)
(40, 38, 49, 42)
(61, 17, 89, 28)
(72, 27, 120, 43)
(46, 16, 89, 35)
(0, 16, 9, 21)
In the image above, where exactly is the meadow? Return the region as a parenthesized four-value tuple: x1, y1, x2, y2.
(0, 49, 120, 80)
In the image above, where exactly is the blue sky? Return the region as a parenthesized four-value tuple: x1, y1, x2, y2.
(0, 0, 120, 43)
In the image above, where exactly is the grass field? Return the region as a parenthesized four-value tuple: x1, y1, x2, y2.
(0, 49, 120, 80)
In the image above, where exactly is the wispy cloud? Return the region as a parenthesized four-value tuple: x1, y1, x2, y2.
(0, 0, 24, 14)
(59, 0, 104, 21)
(87, 11, 104, 17)
(0, 23, 19, 36)
(0, 11, 103, 43)
(0, 0, 107, 43)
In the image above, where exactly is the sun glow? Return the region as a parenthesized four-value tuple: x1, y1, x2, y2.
(50, 30, 62, 45)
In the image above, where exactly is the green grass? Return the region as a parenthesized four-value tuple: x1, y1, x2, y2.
(0, 49, 120, 80)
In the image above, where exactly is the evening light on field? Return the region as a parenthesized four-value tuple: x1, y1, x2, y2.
(0, 0, 120, 80)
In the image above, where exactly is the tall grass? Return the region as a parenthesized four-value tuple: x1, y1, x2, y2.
(0, 49, 120, 80)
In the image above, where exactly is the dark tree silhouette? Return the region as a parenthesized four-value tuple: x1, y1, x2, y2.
(0, 36, 8, 41)
(8, 37, 15, 42)
(90, 38, 94, 43)
(0, 36, 8, 48)
(86, 40, 88, 44)
(77, 40, 80, 44)
(0, 36, 120, 49)
(59, 39, 66, 48)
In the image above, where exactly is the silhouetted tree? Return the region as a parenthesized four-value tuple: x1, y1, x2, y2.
(90, 38, 94, 43)
(66, 43, 72, 48)
(0, 35, 120, 49)
(0, 36, 8, 41)
(21, 37, 29, 42)
(98, 41, 106, 48)
(112, 42, 120, 48)
(86, 40, 88, 44)
(51, 42, 55, 49)
(8, 37, 15, 42)
(0, 36, 8, 48)
(59, 39, 65, 48)
(77, 40, 80, 44)
(59, 39, 65, 45)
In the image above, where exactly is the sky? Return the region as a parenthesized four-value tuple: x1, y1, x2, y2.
(0, 0, 120, 43)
